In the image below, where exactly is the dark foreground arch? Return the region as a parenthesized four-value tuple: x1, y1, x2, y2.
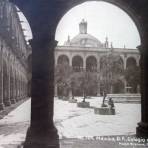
(9, 0, 148, 147)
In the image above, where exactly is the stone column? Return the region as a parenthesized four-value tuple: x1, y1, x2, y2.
(19, 79, 21, 100)
(97, 56, 100, 96)
(10, 74, 15, 104)
(69, 56, 72, 67)
(24, 38, 59, 148)
(5, 56, 11, 106)
(22, 81, 24, 98)
(14, 72, 18, 102)
(124, 80, 127, 93)
(19, 79, 21, 99)
(123, 56, 127, 70)
(0, 43, 4, 110)
(13, 75, 16, 103)
(5, 62, 11, 106)
(3, 60, 11, 106)
(24, 83, 26, 98)
(69, 89, 72, 99)
(54, 84, 58, 97)
(83, 56, 86, 70)
(136, 45, 148, 137)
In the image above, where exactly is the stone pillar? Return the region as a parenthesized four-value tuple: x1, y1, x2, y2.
(97, 82, 100, 96)
(83, 56, 86, 70)
(136, 45, 148, 137)
(0, 43, 4, 110)
(97, 56, 100, 96)
(13, 75, 17, 103)
(19, 79, 21, 99)
(24, 83, 26, 98)
(15, 76, 18, 102)
(10, 74, 15, 104)
(24, 38, 59, 148)
(3, 61, 11, 106)
(5, 62, 11, 106)
(22, 81, 24, 99)
(69, 89, 72, 98)
(54, 84, 58, 97)
(14, 72, 18, 102)
(69, 57, 72, 67)
(124, 80, 127, 93)
(123, 56, 127, 70)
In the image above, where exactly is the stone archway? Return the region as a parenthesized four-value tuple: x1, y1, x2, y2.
(125, 57, 140, 93)
(86, 56, 97, 72)
(57, 54, 69, 65)
(9, 0, 148, 147)
(72, 55, 83, 72)
(126, 57, 137, 68)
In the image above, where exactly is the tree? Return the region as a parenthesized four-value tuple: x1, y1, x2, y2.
(124, 65, 140, 93)
(54, 62, 73, 98)
(55, 64, 98, 100)
(100, 51, 124, 105)
(70, 70, 98, 102)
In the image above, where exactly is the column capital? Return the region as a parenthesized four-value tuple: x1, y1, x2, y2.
(29, 37, 58, 50)
(137, 44, 148, 55)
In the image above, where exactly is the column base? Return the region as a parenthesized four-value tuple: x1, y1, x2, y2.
(0, 103, 4, 110)
(23, 126, 59, 148)
(15, 98, 19, 102)
(136, 122, 148, 138)
(4, 100, 11, 106)
(10, 98, 16, 104)
(97, 93, 101, 97)
(20, 96, 24, 100)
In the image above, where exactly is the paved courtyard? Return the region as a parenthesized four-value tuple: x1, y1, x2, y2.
(0, 97, 145, 148)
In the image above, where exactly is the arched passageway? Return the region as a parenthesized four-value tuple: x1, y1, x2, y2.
(86, 56, 97, 72)
(72, 55, 83, 72)
(126, 57, 137, 68)
(57, 55, 69, 65)
(9, 0, 148, 147)
(125, 57, 140, 93)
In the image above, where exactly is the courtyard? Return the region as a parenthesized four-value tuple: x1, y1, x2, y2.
(0, 97, 141, 147)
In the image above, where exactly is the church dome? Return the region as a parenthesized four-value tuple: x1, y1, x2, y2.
(64, 19, 104, 48)
(69, 33, 102, 48)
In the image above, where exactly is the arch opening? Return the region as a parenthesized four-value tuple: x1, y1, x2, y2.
(54, 0, 142, 139)
(86, 56, 97, 72)
(72, 55, 83, 72)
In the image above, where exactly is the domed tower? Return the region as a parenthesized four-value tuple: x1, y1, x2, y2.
(64, 19, 104, 48)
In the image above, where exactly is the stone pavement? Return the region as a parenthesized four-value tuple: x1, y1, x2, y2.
(0, 98, 146, 148)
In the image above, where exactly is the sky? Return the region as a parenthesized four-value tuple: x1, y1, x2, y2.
(18, 1, 141, 49)
(55, 1, 141, 49)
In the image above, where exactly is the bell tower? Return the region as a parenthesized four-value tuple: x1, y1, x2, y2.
(79, 19, 87, 34)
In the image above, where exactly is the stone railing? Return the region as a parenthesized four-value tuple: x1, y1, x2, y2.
(106, 93, 141, 103)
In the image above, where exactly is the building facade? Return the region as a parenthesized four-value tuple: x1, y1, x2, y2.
(0, 1, 31, 110)
(55, 19, 140, 97)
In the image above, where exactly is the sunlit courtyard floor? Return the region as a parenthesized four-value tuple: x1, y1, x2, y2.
(0, 97, 143, 147)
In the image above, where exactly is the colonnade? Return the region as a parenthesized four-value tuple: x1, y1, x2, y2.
(0, 38, 29, 110)
(0, 0, 30, 110)
(56, 52, 139, 71)
(55, 53, 140, 96)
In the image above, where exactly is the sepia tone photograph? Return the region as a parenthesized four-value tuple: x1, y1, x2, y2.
(0, 0, 148, 148)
